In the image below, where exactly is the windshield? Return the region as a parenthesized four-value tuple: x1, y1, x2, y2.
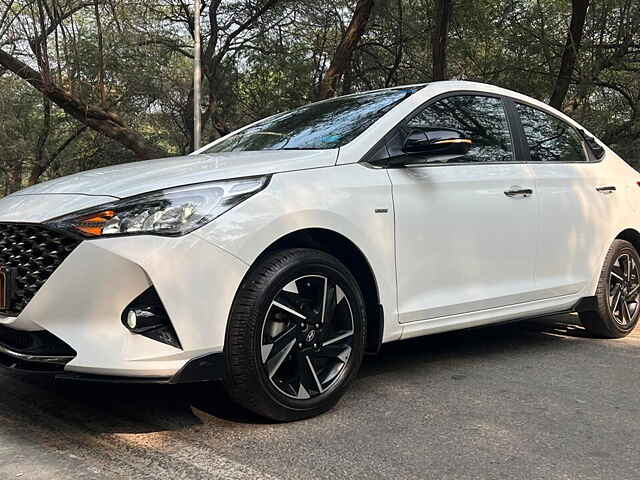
(204, 88, 420, 153)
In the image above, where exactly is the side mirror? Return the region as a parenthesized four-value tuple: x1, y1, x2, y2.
(403, 127, 472, 157)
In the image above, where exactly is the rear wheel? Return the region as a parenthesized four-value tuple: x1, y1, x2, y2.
(580, 239, 640, 338)
(224, 248, 366, 421)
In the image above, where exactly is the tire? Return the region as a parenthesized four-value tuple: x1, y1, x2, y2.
(223, 248, 367, 421)
(580, 239, 640, 338)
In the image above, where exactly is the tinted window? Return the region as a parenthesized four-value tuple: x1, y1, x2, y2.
(204, 88, 419, 153)
(407, 95, 514, 163)
(516, 103, 587, 162)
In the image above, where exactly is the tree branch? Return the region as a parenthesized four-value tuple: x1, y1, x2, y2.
(0, 48, 166, 159)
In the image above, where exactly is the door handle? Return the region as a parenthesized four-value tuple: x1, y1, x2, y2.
(504, 188, 533, 198)
(596, 185, 616, 194)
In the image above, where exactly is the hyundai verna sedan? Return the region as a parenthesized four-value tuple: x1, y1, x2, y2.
(0, 81, 639, 421)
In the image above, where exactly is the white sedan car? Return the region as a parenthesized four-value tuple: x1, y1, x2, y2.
(0, 81, 638, 420)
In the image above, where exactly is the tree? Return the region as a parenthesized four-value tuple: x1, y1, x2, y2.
(431, 0, 453, 81)
(549, 0, 590, 109)
(0, 0, 167, 160)
(319, 0, 375, 99)
(159, 0, 290, 150)
(0, 50, 166, 160)
(1, 0, 640, 194)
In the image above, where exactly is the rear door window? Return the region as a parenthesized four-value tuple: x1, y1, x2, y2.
(516, 103, 587, 162)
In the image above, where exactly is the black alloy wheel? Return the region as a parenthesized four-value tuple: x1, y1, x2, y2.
(260, 274, 355, 400)
(607, 251, 640, 327)
(581, 239, 640, 338)
(224, 248, 366, 421)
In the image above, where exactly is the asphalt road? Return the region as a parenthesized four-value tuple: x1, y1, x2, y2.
(1, 314, 639, 480)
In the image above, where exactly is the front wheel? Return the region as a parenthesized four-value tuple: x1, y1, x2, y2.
(580, 239, 640, 338)
(224, 248, 366, 421)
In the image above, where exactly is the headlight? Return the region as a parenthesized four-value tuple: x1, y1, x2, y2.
(47, 176, 270, 237)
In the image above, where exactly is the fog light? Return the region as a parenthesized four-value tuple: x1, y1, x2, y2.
(126, 310, 137, 329)
(121, 287, 182, 349)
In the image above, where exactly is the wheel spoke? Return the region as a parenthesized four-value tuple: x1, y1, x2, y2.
(611, 267, 625, 283)
(625, 255, 632, 282)
(623, 300, 632, 325)
(296, 351, 320, 397)
(265, 336, 296, 378)
(321, 283, 352, 343)
(322, 330, 354, 347)
(312, 344, 351, 362)
(617, 300, 626, 322)
(610, 285, 622, 312)
(263, 322, 297, 359)
(305, 355, 324, 393)
(619, 297, 628, 324)
(272, 300, 306, 320)
(320, 278, 337, 325)
(628, 284, 640, 299)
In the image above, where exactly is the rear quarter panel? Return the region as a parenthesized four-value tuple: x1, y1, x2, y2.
(586, 149, 640, 294)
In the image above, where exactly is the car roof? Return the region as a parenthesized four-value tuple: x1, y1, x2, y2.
(343, 81, 563, 122)
(370, 80, 544, 108)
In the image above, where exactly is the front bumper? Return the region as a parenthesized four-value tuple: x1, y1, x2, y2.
(0, 346, 225, 384)
(0, 233, 248, 379)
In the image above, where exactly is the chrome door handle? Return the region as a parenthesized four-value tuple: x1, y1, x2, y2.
(504, 188, 533, 198)
(596, 185, 616, 194)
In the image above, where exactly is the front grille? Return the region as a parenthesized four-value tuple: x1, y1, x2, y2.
(0, 223, 81, 314)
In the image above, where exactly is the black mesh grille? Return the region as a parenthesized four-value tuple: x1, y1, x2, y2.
(0, 223, 81, 314)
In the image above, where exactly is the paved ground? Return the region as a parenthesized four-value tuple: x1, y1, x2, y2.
(1, 314, 639, 479)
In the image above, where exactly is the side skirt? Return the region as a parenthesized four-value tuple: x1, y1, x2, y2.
(398, 294, 590, 341)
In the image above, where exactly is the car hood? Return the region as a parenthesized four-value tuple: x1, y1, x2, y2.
(10, 149, 339, 199)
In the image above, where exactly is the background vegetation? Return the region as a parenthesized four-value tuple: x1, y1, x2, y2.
(0, 0, 639, 195)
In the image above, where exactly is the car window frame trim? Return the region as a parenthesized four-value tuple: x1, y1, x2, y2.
(361, 89, 602, 167)
(510, 99, 598, 164)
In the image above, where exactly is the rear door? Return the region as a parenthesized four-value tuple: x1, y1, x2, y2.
(514, 102, 614, 298)
(388, 94, 539, 323)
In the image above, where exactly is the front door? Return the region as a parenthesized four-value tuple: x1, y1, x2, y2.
(388, 94, 539, 323)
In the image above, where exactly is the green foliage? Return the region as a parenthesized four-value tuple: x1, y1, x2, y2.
(0, 0, 639, 190)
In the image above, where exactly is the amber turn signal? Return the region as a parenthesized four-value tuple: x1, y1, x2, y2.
(72, 210, 116, 236)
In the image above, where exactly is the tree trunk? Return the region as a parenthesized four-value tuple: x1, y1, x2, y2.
(431, 0, 453, 81)
(0, 49, 166, 160)
(549, 0, 590, 110)
(319, 0, 375, 99)
(94, 0, 107, 106)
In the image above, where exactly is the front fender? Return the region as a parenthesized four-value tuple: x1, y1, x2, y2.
(195, 164, 402, 342)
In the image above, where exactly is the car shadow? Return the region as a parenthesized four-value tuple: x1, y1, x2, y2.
(359, 313, 589, 378)
(1, 314, 591, 432)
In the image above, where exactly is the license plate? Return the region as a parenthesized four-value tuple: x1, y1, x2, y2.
(0, 268, 14, 311)
(0, 269, 7, 310)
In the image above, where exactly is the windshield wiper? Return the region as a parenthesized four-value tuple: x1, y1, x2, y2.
(276, 147, 330, 151)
